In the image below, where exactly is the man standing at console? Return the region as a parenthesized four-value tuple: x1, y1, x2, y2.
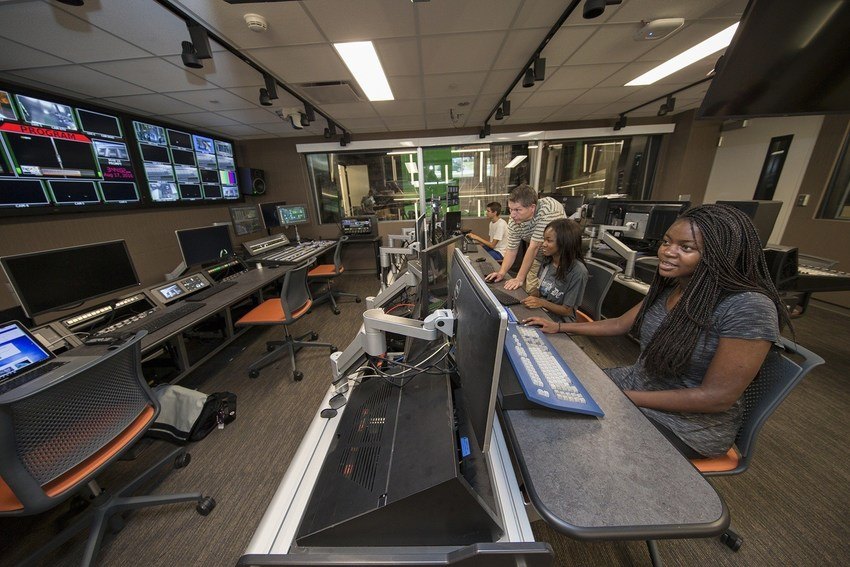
(485, 185, 566, 293)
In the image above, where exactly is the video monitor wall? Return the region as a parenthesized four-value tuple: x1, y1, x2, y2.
(0, 82, 241, 217)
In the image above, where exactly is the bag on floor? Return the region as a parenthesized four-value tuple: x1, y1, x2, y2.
(147, 385, 237, 444)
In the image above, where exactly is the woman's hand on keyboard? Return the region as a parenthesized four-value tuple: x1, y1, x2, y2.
(522, 316, 558, 333)
(485, 271, 504, 283)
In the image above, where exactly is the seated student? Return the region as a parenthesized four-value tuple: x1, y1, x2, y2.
(468, 201, 509, 261)
(523, 204, 791, 459)
(521, 218, 588, 322)
(485, 184, 566, 293)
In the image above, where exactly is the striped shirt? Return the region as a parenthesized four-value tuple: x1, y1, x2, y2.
(505, 197, 566, 250)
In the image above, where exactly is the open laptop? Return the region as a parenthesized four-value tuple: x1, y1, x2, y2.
(0, 321, 98, 397)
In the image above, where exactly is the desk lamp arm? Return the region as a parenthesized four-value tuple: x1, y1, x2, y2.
(330, 308, 455, 381)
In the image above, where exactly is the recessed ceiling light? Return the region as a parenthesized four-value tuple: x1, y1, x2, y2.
(625, 22, 739, 86)
(333, 41, 394, 101)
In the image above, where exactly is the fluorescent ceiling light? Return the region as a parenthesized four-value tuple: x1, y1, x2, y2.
(528, 145, 538, 149)
(505, 155, 527, 169)
(387, 150, 417, 155)
(404, 162, 418, 174)
(451, 147, 490, 153)
(625, 22, 739, 86)
(334, 41, 394, 101)
(518, 131, 544, 138)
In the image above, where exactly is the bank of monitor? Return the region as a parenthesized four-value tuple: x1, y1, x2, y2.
(229, 204, 263, 236)
(0, 240, 140, 318)
(717, 200, 782, 246)
(592, 199, 690, 250)
(277, 203, 308, 226)
(449, 248, 508, 452)
(176, 225, 235, 267)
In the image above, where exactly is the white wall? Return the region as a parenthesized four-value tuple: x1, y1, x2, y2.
(703, 115, 824, 244)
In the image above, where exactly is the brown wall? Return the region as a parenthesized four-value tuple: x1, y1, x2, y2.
(781, 115, 850, 309)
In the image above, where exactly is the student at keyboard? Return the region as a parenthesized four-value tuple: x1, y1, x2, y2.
(466, 202, 509, 261)
(523, 204, 791, 459)
(519, 219, 587, 323)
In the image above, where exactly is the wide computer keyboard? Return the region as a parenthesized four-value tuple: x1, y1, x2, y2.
(186, 280, 238, 302)
(489, 286, 521, 306)
(256, 240, 335, 266)
(503, 322, 603, 416)
(96, 302, 205, 336)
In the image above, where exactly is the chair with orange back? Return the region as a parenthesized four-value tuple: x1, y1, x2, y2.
(0, 331, 215, 566)
(308, 236, 361, 315)
(236, 261, 337, 382)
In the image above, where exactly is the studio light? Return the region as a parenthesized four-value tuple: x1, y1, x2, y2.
(502, 99, 511, 117)
(327, 121, 337, 137)
(181, 41, 203, 69)
(583, 0, 622, 20)
(479, 124, 491, 139)
(186, 22, 212, 60)
(657, 95, 676, 116)
(522, 68, 535, 88)
(304, 103, 316, 123)
(259, 88, 272, 106)
(263, 73, 278, 101)
(495, 106, 504, 120)
(534, 57, 546, 81)
(340, 131, 351, 147)
(300, 112, 310, 127)
(613, 113, 627, 131)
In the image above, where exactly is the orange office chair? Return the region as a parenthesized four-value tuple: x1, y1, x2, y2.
(0, 331, 215, 567)
(308, 236, 361, 315)
(575, 259, 618, 322)
(236, 261, 336, 381)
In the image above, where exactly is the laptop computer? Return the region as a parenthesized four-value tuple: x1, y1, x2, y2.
(0, 321, 99, 398)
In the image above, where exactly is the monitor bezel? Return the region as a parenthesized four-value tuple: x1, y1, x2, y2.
(175, 224, 235, 268)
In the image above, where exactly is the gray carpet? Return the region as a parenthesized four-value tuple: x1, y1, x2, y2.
(1, 275, 848, 566)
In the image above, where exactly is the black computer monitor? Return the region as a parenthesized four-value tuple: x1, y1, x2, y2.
(444, 211, 461, 236)
(414, 212, 427, 251)
(0, 240, 140, 318)
(175, 225, 235, 267)
(277, 204, 309, 226)
(449, 249, 508, 452)
(415, 234, 463, 318)
(229, 205, 263, 236)
(259, 201, 286, 228)
(717, 200, 782, 246)
(559, 195, 585, 216)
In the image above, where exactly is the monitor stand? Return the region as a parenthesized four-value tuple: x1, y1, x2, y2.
(288, 224, 302, 245)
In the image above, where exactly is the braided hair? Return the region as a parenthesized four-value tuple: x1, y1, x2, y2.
(632, 203, 792, 379)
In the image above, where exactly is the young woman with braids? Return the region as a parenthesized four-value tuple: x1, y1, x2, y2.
(523, 204, 792, 458)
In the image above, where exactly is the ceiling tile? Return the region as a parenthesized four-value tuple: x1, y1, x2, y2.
(340, 116, 389, 133)
(227, 86, 301, 109)
(421, 32, 506, 75)
(372, 100, 424, 118)
(492, 28, 551, 71)
(539, 63, 624, 90)
(638, 20, 739, 62)
(418, 0, 522, 35)
(9, 65, 151, 98)
(569, 86, 630, 105)
(217, 108, 280, 123)
(166, 88, 256, 111)
(522, 88, 585, 108)
(320, 101, 378, 119)
(608, 0, 729, 24)
(211, 124, 267, 137)
(87, 58, 212, 92)
(547, 103, 612, 121)
(383, 115, 426, 131)
(481, 69, 524, 94)
(103, 93, 203, 115)
(0, 2, 150, 63)
(374, 38, 421, 78)
(248, 44, 351, 84)
(0, 38, 70, 70)
(164, 51, 265, 89)
(161, 112, 239, 128)
(303, 0, 416, 41)
(502, 105, 562, 123)
(386, 76, 425, 101)
(512, 0, 575, 29)
(566, 24, 659, 65)
(541, 25, 598, 67)
(0, 72, 93, 101)
(423, 73, 487, 99)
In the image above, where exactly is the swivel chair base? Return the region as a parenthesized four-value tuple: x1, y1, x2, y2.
(248, 328, 336, 381)
(19, 446, 214, 567)
(310, 283, 361, 315)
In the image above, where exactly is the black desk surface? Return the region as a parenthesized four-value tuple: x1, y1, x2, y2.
(470, 252, 727, 540)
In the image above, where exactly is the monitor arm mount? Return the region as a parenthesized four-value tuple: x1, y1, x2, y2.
(586, 223, 639, 279)
(379, 242, 421, 288)
(330, 307, 456, 382)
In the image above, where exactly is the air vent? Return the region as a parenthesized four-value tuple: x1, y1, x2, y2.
(297, 81, 363, 104)
(336, 381, 392, 491)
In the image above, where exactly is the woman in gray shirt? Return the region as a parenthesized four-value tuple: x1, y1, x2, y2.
(523, 204, 791, 458)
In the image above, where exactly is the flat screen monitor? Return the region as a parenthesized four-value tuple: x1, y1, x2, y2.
(229, 205, 263, 236)
(175, 225, 235, 267)
(0, 240, 140, 318)
(444, 211, 461, 236)
(416, 234, 462, 317)
(414, 212, 427, 251)
(559, 195, 585, 216)
(259, 201, 285, 228)
(449, 248, 508, 452)
(14, 94, 77, 130)
(717, 200, 782, 246)
(277, 204, 308, 226)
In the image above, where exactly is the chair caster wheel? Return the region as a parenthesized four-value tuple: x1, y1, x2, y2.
(174, 453, 192, 469)
(721, 529, 743, 551)
(330, 345, 337, 353)
(249, 369, 260, 379)
(311, 332, 319, 341)
(332, 308, 341, 315)
(266, 344, 276, 352)
(294, 371, 304, 381)
(355, 297, 362, 303)
(196, 497, 216, 516)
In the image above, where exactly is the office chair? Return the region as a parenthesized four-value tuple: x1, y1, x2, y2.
(576, 259, 618, 322)
(0, 332, 215, 567)
(308, 236, 361, 315)
(236, 261, 336, 381)
(688, 336, 825, 551)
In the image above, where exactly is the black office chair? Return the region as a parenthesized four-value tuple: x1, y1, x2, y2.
(576, 259, 618, 322)
(236, 262, 336, 381)
(308, 236, 361, 315)
(0, 332, 215, 567)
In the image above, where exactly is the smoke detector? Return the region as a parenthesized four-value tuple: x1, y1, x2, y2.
(244, 13, 269, 33)
(634, 18, 684, 41)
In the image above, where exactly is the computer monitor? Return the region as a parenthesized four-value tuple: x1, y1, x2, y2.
(229, 205, 263, 236)
(414, 212, 427, 251)
(449, 248, 508, 452)
(0, 240, 140, 318)
(175, 225, 235, 267)
(277, 204, 308, 226)
(717, 200, 782, 246)
(415, 234, 463, 318)
(444, 211, 461, 236)
(559, 195, 585, 216)
(259, 201, 286, 228)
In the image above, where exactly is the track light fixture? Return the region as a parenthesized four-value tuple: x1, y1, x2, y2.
(181, 41, 203, 69)
(657, 95, 676, 116)
(186, 22, 212, 60)
(613, 113, 627, 131)
(56, 0, 85, 5)
(583, 0, 622, 19)
(259, 88, 272, 106)
(479, 123, 491, 139)
(495, 106, 504, 120)
(263, 73, 278, 101)
(304, 104, 316, 123)
(533, 57, 546, 82)
(340, 131, 351, 147)
(502, 100, 511, 117)
(522, 68, 535, 88)
(300, 113, 310, 127)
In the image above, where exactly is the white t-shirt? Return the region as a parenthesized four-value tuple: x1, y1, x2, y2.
(488, 218, 509, 253)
